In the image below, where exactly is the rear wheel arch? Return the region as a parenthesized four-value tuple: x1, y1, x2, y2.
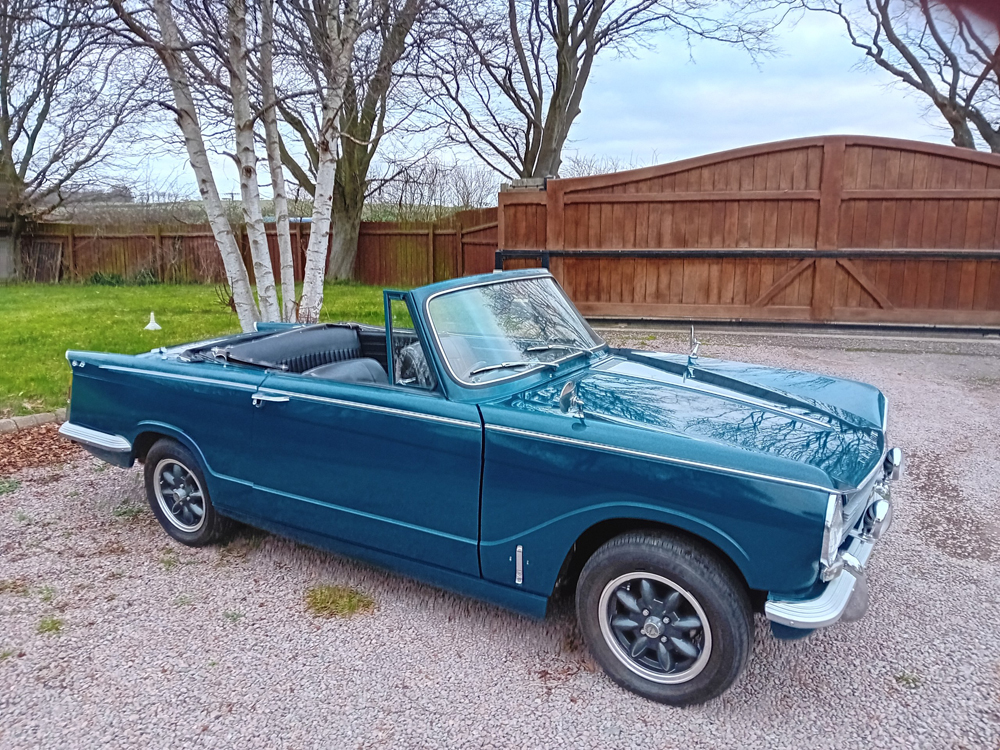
(133, 425, 208, 468)
(553, 518, 754, 604)
(133, 431, 167, 462)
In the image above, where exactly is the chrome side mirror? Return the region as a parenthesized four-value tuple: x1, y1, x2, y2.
(559, 380, 584, 417)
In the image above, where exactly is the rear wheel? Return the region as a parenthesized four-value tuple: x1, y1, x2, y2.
(576, 531, 753, 706)
(143, 439, 231, 546)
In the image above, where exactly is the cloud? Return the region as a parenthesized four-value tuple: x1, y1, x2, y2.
(567, 12, 950, 167)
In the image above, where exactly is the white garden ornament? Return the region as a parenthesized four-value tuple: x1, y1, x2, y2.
(145, 312, 161, 331)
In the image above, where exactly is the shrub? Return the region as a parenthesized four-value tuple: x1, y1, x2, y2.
(86, 270, 159, 286)
(129, 268, 159, 286)
(88, 271, 125, 286)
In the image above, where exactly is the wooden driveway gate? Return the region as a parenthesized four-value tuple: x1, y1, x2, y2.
(497, 136, 1000, 326)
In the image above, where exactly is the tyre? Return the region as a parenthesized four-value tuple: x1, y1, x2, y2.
(576, 531, 753, 706)
(143, 438, 231, 547)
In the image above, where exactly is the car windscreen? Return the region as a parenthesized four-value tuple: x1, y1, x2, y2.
(426, 276, 605, 386)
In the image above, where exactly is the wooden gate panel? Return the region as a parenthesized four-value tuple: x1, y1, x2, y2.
(498, 135, 1000, 326)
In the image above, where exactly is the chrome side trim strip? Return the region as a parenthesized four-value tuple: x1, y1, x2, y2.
(485, 424, 834, 492)
(765, 536, 874, 628)
(98, 365, 259, 391)
(258, 388, 481, 430)
(598, 358, 832, 430)
(58, 422, 132, 453)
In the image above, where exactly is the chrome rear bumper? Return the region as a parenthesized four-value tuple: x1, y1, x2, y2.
(58, 422, 132, 453)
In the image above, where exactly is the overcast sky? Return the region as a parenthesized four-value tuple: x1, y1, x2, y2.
(565, 10, 947, 166)
(150, 9, 951, 198)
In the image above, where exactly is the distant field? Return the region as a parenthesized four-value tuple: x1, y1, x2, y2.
(0, 282, 386, 416)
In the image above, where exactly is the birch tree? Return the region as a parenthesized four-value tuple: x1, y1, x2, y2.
(112, 0, 262, 329)
(112, 0, 315, 327)
(228, 0, 281, 321)
(805, 0, 1000, 152)
(276, 0, 372, 316)
(276, 0, 424, 281)
(260, 0, 296, 322)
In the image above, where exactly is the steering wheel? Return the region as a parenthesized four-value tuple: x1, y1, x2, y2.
(398, 343, 436, 389)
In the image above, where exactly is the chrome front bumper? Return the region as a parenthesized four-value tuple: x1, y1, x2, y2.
(765, 456, 899, 630)
(765, 535, 875, 628)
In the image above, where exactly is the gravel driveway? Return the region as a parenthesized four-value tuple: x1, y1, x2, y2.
(2, 329, 999, 749)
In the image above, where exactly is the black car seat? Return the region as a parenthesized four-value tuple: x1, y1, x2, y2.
(302, 358, 388, 384)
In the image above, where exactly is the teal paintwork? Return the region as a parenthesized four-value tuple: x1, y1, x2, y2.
(63, 269, 890, 618)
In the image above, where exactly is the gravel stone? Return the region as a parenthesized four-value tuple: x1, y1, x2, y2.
(1, 327, 998, 749)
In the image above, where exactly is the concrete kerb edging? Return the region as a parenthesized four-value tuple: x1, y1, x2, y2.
(0, 409, 67, 435)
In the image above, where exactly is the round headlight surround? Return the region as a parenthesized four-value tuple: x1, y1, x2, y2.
(819, 493, 845, 581)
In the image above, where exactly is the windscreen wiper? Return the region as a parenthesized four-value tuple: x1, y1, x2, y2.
(524, 343, 588, 354)
(468, 361, 560, 377)
(524, 344, 595, 365)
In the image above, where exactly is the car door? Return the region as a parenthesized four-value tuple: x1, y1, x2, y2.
(246, 298, 483, 577)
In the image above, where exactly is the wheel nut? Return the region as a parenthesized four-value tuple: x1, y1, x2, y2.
(642, 610, 649, 616)
(661, 636, 667, 642)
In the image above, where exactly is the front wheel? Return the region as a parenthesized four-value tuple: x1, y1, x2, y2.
(576, 531, 753, 706)
(143, 438, 231, 547)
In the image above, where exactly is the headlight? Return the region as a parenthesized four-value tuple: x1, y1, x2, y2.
(819, 493, 845, 582)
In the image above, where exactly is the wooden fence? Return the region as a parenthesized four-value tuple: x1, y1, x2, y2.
(497, 135, 1000, 326)
(14, 135, 1000, 327)
(18, 207, 498, 287)
(354, 207, 498, 286)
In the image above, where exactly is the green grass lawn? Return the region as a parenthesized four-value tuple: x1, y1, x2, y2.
(0, 282, 387, 416)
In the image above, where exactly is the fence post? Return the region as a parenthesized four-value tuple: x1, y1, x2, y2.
(545, 180, 563, 252)
(65, 227, 75, 282)
(154, 225, 164, 282)
(427, 224, 435, 284)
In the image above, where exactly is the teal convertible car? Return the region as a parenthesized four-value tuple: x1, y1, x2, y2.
(60, 269, 900, 705)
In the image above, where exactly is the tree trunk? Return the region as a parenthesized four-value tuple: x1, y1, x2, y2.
(326, 190, 364, 280)
(299, 149, 337, 322)
(297, 9, 360, 322)
(4, 213, 24, 281)
(940, 105, 978, 150)
(260, 0, 296, 321)
(150, 0, 259, 331)
(228, 0, 280, 322)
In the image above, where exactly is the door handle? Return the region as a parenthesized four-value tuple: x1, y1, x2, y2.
(252, 392, 290, 407)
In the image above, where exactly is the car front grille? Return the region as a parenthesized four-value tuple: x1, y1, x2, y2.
(840, 458, 886, 545)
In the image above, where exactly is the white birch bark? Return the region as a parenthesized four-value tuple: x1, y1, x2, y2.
(298, 0, 363, 323)
(150, 0, 260, 330)
(260, 0, 297, 322)
(227, 0, 281, 322)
